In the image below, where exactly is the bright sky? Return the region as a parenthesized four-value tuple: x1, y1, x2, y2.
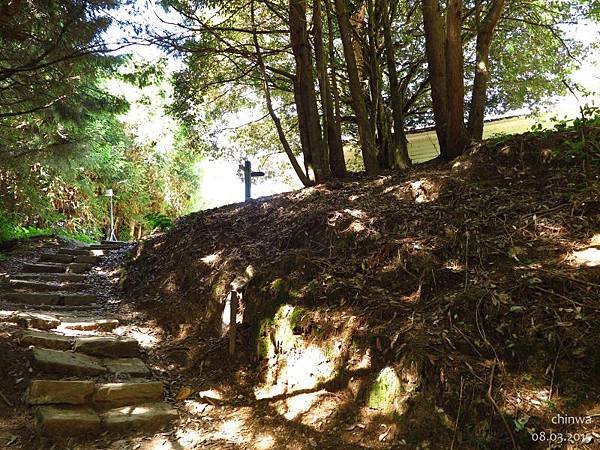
(105, 4, 600, 211)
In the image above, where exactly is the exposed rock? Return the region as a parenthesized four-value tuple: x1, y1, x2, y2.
(29, 380, 94, 405)
(94, 381, 164, 406)
(3, 292, 96, 306)
(36, 406, 101, 435)
(33, 347, 107, 376)
(101, 403, 177, 432)
(74, 336, 139, 357)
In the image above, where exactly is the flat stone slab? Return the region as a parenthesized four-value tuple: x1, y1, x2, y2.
(40, 253, 74, 263)
(94, 381, 164, 407)
(19, 329, 73, 350)
(33, 347, 107, 376)
(36, 406, 101, 435)
(59, 248, 104, 256)
(23, 263, 67, 273)
(101, 403, 176, 432)
(3, 292, 61, 305)
(7, 279, 89, 291)
(10, 273, 87, 282)
(104, 357, 150, 377)
(3, 293, 97, 306)
(0, 311, 60, 330)
(74, 336, 139, 357)
(74, 255, 99, 264)
(29, 380, 94, 405)
(66, 263, 92, 274)
(60, 319, 119, 332)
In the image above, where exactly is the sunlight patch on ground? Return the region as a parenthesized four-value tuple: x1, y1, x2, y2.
(572, 247, 600, 267)
(115, 325, 160, 349)
(254, 433, 276, 449)
(198, 388, 224, 401)
(201, 251, 222, 266)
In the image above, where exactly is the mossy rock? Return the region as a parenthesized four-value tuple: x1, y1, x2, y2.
(368, 367, 402, 413)
(368, 357, 422, 415)
(257, 304, 307, 358)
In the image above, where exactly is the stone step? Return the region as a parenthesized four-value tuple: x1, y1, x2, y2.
(36, 406, 102, 435)
(101, 240, 129, 246)
(29, 380, 95, 405)
(33, 347, 107, 376)
(28, 380, 164, 407)
(33, 348, 150, 377)
(36, 402, 176, 436)
(10, 273, 87, 282)
(59, 318, 119, 332)
(40, 253, 99, 264)
(74, 336, 139, 358)
(93, 381, 164, 407)
(3, 292, 97, 306)
(18, 329, 72, 350)
(22, 262, 92, 274)
(104, 357, 150, 377)
(59, 248, 105, 257)
(7, 279, 89, 291)
(23, 263, 66, 274)
(0, 311, 60, 330)
(101, 402, 177, 432)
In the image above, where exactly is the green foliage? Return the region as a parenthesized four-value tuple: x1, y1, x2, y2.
(145, 213, 173, 231)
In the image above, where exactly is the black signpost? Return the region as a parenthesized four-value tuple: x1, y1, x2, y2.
(240, 160, 264, 201)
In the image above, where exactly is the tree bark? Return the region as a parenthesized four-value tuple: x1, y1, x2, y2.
(325, 0, 346, 177)
(314, 0, 346, 177)
(289, 0, 330, 182)
(334, 0, 379, 175)
(251, 0, 312, 187)
(467, 0, 505, 140)
(445, 0, 468, 159)
(380, 0, 410, 169)
(421, 0, 449, 158)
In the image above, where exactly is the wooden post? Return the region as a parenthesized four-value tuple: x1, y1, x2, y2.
(228, 290, 238, 357)
(239, 160, 265, 202)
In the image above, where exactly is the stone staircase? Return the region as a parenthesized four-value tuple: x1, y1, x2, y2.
(0, 241, 177, 437)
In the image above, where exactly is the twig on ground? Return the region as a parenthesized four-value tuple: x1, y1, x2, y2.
(451, 376, 465, 450)
(0, 390, 13, 407)
(487, 364, 518, 450)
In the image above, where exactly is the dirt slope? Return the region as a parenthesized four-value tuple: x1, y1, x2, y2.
(123, 129, 600, 449)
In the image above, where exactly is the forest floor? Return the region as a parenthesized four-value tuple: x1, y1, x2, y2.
(0, 128, 599, 449)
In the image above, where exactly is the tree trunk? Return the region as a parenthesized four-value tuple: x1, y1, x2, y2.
(314, 0, 346, 177)
(467, 0, 505, 140)
(421, 0, 449, 158)
(251, 0, 312, 187)
(334, 0, 379, 175)
(380, 0, 410, 169)
(289, 0, 330, 182)
(445, 0, 468, 159)
(325, 0, 346, 177)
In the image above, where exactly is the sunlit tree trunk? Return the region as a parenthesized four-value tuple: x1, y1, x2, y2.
(314, 0, 346, 177)
(289, 0, 330, 182)
(380, 0, 410, 169)
(468, 0, 505, 140)
(445, 0, 468, 159)
(334, 0, 379, 175)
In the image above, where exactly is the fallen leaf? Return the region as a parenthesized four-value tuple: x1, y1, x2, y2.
(176, 386, 194, 401)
